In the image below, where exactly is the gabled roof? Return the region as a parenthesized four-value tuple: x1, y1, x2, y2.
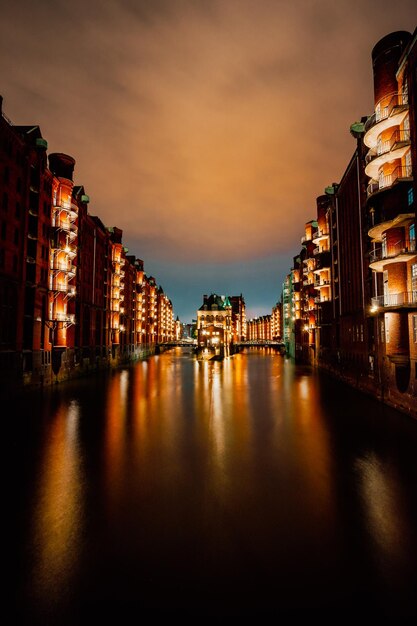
(199, 293, 232, 310)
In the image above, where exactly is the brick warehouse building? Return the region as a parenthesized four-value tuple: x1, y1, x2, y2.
(0, 97, 176, 388)
(283, 29, 416, 418)
(365, 30, 416, 413)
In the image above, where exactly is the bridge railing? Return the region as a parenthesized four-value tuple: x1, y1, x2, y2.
(234, 341, 285, 347)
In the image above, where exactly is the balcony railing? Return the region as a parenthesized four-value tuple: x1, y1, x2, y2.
(50, 260, 76, 273)
(313, 246, 329, 256)
(54, 202, 71, 213)
(49, 281, 68, 293)
(369, 240, 416, 264)
(365, 129, 410, 165)
(53, 312, 76, 323)
(367, 165, 413, 197)
(371, 291, 417, 308)
(365, 92, 409, 132)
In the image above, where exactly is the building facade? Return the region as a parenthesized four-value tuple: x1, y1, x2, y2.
(197, 293, 233, 358)
(0, 97, 177, 389)
(365, 30, 416, 413)
(282, 29, 416, 418)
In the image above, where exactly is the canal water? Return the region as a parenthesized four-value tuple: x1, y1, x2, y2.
(12, 348, 417, 619)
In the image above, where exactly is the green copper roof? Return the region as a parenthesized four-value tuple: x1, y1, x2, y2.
(35, 137, 48, 150)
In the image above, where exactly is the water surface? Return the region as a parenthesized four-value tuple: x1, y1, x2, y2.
(12, 348, 417, 619)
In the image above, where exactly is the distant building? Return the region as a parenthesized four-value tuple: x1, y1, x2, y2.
(229, 294, 247, 341)
(197, 293, 233, 357)
(246, 315, 272, 341)
(271, 301, 282, 341)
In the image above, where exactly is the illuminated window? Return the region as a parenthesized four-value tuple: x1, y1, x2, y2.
(382, 233, 387, 258)
(412, 263, 417, 295)
(410, 223, 415, 247)
(408, 188, 414, 207)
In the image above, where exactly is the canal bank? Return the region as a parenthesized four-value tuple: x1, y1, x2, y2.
(2, 343, 157, 391)
(314, 357, 417, 422)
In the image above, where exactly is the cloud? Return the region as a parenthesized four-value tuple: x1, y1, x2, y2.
(0, 0, 416, 312)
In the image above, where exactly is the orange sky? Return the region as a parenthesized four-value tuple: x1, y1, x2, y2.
(1, 0, 416, 319)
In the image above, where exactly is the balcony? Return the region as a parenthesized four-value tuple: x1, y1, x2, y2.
(54, 202, 71, 214)
(53, 312, 75, 323)
(365, 129, 410, 165)
(371, 291, 417, 309)
(367, 164, 412, 198)
(69, 206, 78, 221)
(65, 244, 77, 258)
(313, 246, 330, 256)
(50, 281, 68, 293)
(368, 212, 415, 241)
(369, 240, 416, 270)
(312, 228, 329, 244)
(364, 92, 409, 148)
(314, 279, 331, 289)
(365, 130, 411, 179)
(50, 260, 74, 273)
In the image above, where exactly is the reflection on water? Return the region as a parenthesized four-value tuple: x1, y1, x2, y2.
(355, 452, 415, 583)
(14, 348, 417, 619)
(30, 400, 84, 607)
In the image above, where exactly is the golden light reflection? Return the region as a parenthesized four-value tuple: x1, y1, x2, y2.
(104, 370, 129, 510)
(191, 359, 233, 497)
(210, 362, 226, 459)
(31, 400, 84, 601)
(355, 453, 411, 575)
(229, 354, 251, 449)
(284, 370, 337, 524)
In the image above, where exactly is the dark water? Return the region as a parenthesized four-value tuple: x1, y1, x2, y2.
(12, 348, 417, 619)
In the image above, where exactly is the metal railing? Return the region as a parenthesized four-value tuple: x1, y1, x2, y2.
(50, 260, 75, 272)
(369, 240, 416, 263)
(365, 129, 411, 165)
(53, 312, 75, 323)
(365, 92, 409, 131)
(367, 165, 413, 197)
(371, 291, 417, 308)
